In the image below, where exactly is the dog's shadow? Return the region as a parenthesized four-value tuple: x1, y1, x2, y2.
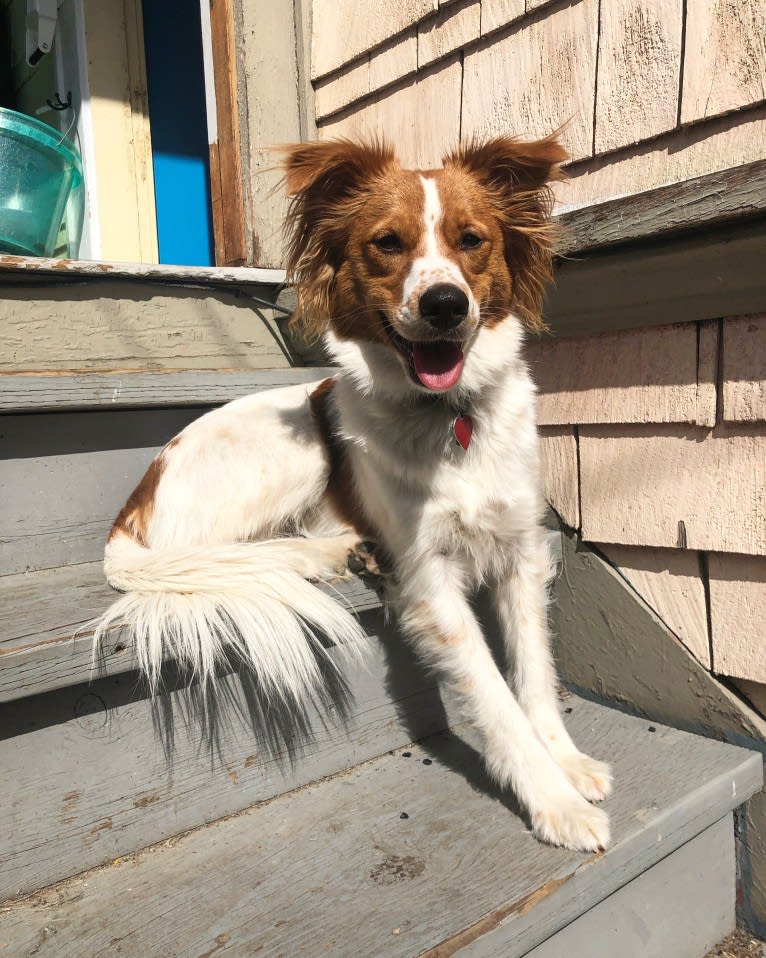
(144, 588, 524, 823)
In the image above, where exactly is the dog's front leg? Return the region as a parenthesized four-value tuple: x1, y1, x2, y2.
(397, 556, 610, 852)
(491, 530, 613, 804)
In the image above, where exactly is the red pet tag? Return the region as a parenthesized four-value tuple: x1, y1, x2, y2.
(452, 413, 473, 450)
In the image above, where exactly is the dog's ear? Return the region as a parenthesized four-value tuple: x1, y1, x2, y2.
(280, 139, 395, 339)
(444, 135, 567, 333)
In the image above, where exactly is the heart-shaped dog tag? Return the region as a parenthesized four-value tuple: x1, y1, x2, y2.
(452, 413, 473, 451)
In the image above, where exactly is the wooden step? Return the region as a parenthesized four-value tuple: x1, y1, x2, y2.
(0, 696, 761, 957)
(0, 560, 383, 703)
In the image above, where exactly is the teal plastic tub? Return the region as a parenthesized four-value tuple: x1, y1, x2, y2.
(0, 107, 84, 258)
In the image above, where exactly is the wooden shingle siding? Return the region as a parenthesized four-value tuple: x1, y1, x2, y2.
(539, 427, 579, 530)
(461, 0, 600, 162)
(600, 545, 710, 668)
(417, 0, 480, 68)
(526, 323, 715, 427)
(578, 424, 766, 556)
(708, 554, 766, 682)
(681, 0, 766, 124)
(318, 57, 462, 168)
(722, 314, 766, 423)
(480, 0, 524, 36)
(369, 29, 418, 90)
(314, 57, 371, 121)
(593, 0, 683, 154)
(311, 0, 434, 80)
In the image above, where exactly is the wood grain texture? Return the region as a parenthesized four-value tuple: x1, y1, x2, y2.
(545, 223, 766, 338)
(462, 0, 599, 162)
(681, 0, 766, 124)
(0, 408, 207, 575)
(480, 0, 524, 36)
(318, 57, 462, 168)
(556, 160, 766, 255)
(0, 626, 448, 902)
(0, 282, 291, 373)
(314, 56, 370, 120)
(526, 819, 734, 958)
(417, 0, 480, 67)
(600, 545, 710, 667)
(578, 424, 766, 556)
(594, 0, 683, 154)
(526, 323, 708, 426)
(539, 427, 579, 530)
(311, 0, 435, 79)
(709, 553, 766, 682)
(0, 697, 759, 955)
(209, 0, 247, 266)
(696, 319, 720, 428)
(559, 107, 766, 213)
(722, 314, 766, 423)
(369, 29, 418, 90)
(0, 561, 382, 702)
(0, 368, 333, 412)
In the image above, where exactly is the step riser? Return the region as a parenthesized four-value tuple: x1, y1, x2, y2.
(0, 624, 444, 903)
(525, 817, 735, 958)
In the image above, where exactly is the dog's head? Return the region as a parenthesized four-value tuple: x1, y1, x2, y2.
(282, 136, 566, 395)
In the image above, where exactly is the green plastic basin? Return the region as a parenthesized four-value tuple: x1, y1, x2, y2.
(0, 107, 84, 258)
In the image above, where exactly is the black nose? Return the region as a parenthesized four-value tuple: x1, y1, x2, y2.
(418, 283, 469, 330)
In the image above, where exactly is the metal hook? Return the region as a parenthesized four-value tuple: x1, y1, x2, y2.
(46, 91, 72, 112)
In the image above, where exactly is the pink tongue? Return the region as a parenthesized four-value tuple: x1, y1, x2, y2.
(412, 342, 464, 391)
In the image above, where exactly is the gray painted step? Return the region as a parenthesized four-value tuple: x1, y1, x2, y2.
(0, 697, 761, 957)
(0, 367, 334, 412)
(0, 560, 382, 703)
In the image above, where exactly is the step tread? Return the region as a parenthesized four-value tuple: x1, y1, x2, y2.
(1, 697, 761, 958)
(0, 561, 383, 703)
(0, 367, 335, 412)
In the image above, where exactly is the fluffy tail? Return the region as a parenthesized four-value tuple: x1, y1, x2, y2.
(93, 532, 366, 703)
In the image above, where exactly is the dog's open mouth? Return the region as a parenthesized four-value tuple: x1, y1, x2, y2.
(381, 315, 465, 392)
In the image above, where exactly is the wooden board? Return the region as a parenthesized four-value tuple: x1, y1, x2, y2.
(578, 423, 766, 556)
(557, 160, 766, 256)
(0, 408, 208, 575)
(0, 626, 447, 902)
(0, 561, 383, 703)
(545, 222, 766, 338)
(681, 0, 766, 124)
(369, 29, 418, 91)
(417, 0, 480, 68)
(526, 323, 713, 426)
(527, 818, 734, 958)
(0, 697, 760, 954)
(539, 427, 579, 530)
(318, 58, 462, 169)
(0, 368, 333, 412)
(461, 0, 599, 162)
(599, 545, 710, 668)
(708, 553, 766, 683)
(593, 0, 682, 154)
(722, 314, 766, 423)
(480, 0, 524, 36)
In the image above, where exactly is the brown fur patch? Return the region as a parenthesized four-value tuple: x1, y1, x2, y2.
(108, 436, 180, 544)
(309, 378, 378, 539)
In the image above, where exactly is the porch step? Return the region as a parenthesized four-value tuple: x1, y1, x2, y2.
(0, 696, 761, 958)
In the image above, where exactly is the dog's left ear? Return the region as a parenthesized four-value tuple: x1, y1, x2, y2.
(444, 135, 567, 332)
(280, 139, 395, 339)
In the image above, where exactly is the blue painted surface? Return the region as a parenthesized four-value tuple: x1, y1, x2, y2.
(141, 0, 214, 266)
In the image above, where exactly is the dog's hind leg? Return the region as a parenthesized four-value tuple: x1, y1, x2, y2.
(491, 530, 613, 804)
(396, 554, 610, 853)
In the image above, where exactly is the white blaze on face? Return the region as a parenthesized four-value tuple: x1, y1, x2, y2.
(401, 176, 476, 318)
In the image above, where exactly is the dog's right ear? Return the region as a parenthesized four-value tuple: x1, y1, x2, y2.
(281, 139, 395, 339)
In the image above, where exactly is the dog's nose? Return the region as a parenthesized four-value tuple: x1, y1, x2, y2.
(419, 283, 469, 330)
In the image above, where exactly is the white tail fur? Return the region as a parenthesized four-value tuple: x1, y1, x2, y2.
(93, 532, 367, 702)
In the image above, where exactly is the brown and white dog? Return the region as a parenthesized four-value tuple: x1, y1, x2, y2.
(95, 136, 612, 852)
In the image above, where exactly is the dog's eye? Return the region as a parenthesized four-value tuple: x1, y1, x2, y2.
(460, 232, 483, 250)
(373, 233, 402, 254)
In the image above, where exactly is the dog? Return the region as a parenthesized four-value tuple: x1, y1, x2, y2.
(94, 135, 612, 852)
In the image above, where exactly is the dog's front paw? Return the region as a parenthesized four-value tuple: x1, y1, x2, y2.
(556, 752, 613, 804)
(531, 793, 610, 852)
